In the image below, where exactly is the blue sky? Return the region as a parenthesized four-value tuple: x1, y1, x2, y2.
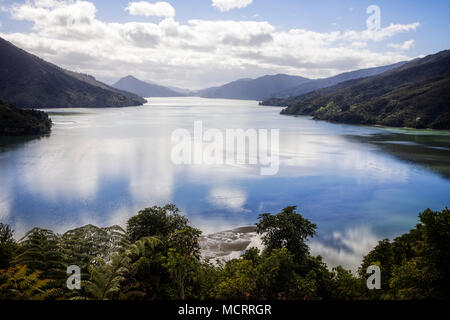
(0, 0, 449, 88)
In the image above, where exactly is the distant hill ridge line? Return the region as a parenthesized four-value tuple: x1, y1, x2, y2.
(275, 50, 450, 130)
(126, 62, 409, 102)
(112, 75, 185, 98)
(269, 61, 408, 99)
(0, 36, 146, 108)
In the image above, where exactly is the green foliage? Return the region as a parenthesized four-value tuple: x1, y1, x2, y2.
(162, 227, 203, 300)
(360, 207, 450, 300)
(0, 100, 52, 136)
(81, 253, 129, 300)
(256, 248, 297, 299)
(215, 259, 258, 300)
(127, 204, 189, 242)
(0, 223, 16, 269)
(77, 236, 160, 300)
(279, 50, 450, 129)
(0, 265, 54, 300)
(359, 239, 393, 298)
(257, 206, 316, 261)
(0, 205, 448, 301)
(122, 205, 203, 300)
(332, 266, 366, 300)
(62, 224, 127, 273)
(14, 228, 66, 286)
(387, 258, 433, 300)
(418, 207, 450, 291)
(163, 248, 199, 300)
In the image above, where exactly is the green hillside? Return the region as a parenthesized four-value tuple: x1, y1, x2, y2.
(279, 50, 450, 129)
(0, 100, 52, 136)
(0, 37, 146, 108)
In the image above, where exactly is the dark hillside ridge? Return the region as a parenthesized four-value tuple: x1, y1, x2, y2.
(278, 50, 450, 129)
(0, 100, 52, 136)
(0, 37, 145, 108)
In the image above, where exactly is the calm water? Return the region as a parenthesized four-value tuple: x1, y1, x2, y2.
(1, 97, 449, 269)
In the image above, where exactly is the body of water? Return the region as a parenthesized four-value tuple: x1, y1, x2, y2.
(1, 97, 449, 269)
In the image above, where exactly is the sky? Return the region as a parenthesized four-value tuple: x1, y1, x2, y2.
(0, 0, 449, 89)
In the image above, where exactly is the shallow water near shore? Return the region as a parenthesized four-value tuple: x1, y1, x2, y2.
(0, 97, 449, 270)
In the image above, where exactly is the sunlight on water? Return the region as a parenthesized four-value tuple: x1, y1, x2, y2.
(1, 97, 449, 270)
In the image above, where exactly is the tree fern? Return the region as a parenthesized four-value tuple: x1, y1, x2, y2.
(0, 265, 55, 300)
(13, 228, 65, 286)
(77, 236, 160, 300)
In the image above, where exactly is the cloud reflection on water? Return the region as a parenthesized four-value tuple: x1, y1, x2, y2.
(0, 98, 448, 268)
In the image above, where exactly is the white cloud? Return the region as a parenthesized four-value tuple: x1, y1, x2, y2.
(208, 187, 248, 212)
(1, 0, 421, 89)
(126, 1, 175, 18)
(310, 227, 380, 272)
(212, 0, 253, 12)
(388, 39, 415, 51)
(339, 23, 420, 42)
(0, 197, 10, 220)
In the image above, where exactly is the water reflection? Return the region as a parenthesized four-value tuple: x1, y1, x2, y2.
(346, 131, 450, 179)
(310, 226, 380, 272)
(0, 98, 449, 270)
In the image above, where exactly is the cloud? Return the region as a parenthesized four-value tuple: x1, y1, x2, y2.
(2, 0, 421, 89)
(310, 227, 380, 272)
(338, 23, 420, 42)
(126, 1, 175, 18)
(212, 0, 253, 12)
(207, 186, 248, 212)
(0, 197, 10, 220)
(388, 39, 415, 51)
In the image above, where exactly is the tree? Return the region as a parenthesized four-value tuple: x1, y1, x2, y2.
(124, 205, 203, 300)
(358, 207, 450, 300)
(290, 271, 320, 300)
(163, 227, 202, 300)
(127, 204, 189, 242)
(62, 224, 127, 274)
(215, 259, 258, 300)
(387, 258, 433, 300)
(168, 227, 202, 258)
(82, 253, 129, 300)
(164, 248, 198, 300)
(0, 223, 16, 269)
(81, 236, 160, 300)
(332, 266, 365, 300)
(417, 207, 450, 298)
(256, 248, 297, 299)
(359, 239, 393, 299)
(256, 206, 316, 261)
(13, 228, 66, 286)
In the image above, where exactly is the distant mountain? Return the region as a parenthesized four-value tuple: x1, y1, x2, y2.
(0, 37, 146, 108)
(167, 85, 195, 95)
(112, 76, 184, 98)
(270, 61, 408, 99)
(198, 74, 311, 100)
(0, 100, 52, 136)
(279, 50, 450, 129)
